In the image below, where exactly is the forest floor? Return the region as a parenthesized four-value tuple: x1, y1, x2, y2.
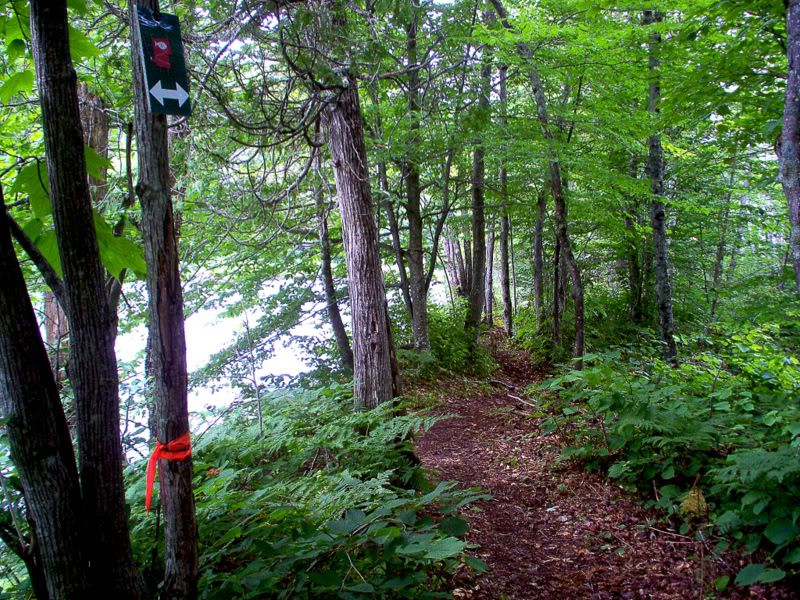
(414, 332, 797, 600)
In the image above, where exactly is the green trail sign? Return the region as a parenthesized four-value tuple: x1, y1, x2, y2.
(135, 6, 191, 116)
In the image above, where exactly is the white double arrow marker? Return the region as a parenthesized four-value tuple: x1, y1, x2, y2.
(149, 80, 189, 107)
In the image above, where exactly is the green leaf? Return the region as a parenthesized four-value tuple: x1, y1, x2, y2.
(345, 582, 375, 593)
(464, 556, 488, 573)
(68, 25, 99, 59)
(84, 145, 112, 181)
(67, 0, 88, 14)
(34, 229, 62, 278)
(714, 575, 729, 593)
(422, 537, 466, 561)
(764, 519, 798, 545)
(7, 38, 25, 61)
(783, 547, 800, 564)
(93, 211, 146, 279)
(735, 564, 765, 586)
(0, 70, 33, 102)
(439, 516, 469, 537)
(11, 162, 51, 218)
(21, 218, 43, 241)
(735, 564, 785, 586)
(661, 465, 675, 479)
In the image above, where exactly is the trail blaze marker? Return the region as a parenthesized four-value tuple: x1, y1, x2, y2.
(135, 6, 191, 116)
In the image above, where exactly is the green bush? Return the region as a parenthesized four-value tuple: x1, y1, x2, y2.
(126, 383, 486, 598)
(398, 303, 495, 379)
(540, 316, 800, 584)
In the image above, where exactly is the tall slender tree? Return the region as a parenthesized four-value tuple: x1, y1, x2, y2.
(30, 0, 145, 594)
(323, 74, 398, 408)
(643, 9, 678, 360)
(780, 0, 800, 294)
(130, 2, 198, 596)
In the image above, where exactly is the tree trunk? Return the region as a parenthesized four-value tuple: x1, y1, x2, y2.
(0, 189, 88, 599)
(78, 82, 110, 205)
(403, 0, 430, 351)
(323, 75, 397, 409)
(624, 157, 644, 324)
(552, 235, 561, 347)
(491, 0, 584, 360)
(498, 64, 512, 337)
(709, 162, 736, 322)
(644, 9, 678, 360)
(130, 2, 197, 597)
(485, 229, 495, 324)
(466, 59, 490, 332)
(500, 215, 513, 337)
(381, 168, 413, 317)
(551, 174, 585, 360)
(781, 0, 800, 293)
(43, 84, 108, 384)
(463, 238, 473, 297)
(443, 237, 461, 296)
(30, 1, 145, 595)
(316, 155, 354, 372)
(533, 189, 546, 331)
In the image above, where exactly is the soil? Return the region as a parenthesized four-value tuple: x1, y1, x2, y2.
(415, 335, 798, 600)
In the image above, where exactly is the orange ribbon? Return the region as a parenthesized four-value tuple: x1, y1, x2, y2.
(145, 431, 192, 513)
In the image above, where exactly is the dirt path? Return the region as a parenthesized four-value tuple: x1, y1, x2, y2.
(415, 340, 795, 600)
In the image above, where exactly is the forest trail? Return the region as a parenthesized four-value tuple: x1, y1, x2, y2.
(415, 336, 795, 600)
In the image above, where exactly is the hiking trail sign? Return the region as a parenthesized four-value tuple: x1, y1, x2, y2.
(135, 6, 192, 116)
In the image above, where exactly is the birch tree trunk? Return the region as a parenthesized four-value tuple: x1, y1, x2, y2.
(500, 215, 513, 337)
(130, 2, 197, 596)
(497, 64, 513, 337)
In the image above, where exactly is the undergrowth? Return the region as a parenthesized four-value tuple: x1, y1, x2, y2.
(126, 383, 487, 599)
(397, 304, 496, 380)
(537, 308, 800, 589)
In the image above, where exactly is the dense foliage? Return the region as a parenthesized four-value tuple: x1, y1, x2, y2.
(2, 0, 800, 596)
(538, 293, 800, 587)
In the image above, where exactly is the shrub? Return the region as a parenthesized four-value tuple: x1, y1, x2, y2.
(540, 318, 800, 584)
(125, 383, 486, 598)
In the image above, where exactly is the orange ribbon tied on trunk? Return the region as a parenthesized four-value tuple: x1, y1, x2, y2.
(145, 431, 192, 513)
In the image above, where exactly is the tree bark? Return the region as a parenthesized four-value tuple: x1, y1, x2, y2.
(30, 1, 145, 595)
(130, 2, 198, 597)
(484, 229, 495, 324)
(43, 84, 109, 384)
(533, 189, 546, 331)
(552, 235, 561, 347)
(500, 215, 513, 337)
(644, 9, 678, 360)
(781, 0, 800, 293)
(623, 157, 644, 324)
(315, 153, 354, 372)
(0, 189, 88, 599)
(466, 58, 490, 332)
(403, 0, 430, 351)
(491, 0, 584, 360)
(322, 75, 397, 409)
(709, 162, 736, 323)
